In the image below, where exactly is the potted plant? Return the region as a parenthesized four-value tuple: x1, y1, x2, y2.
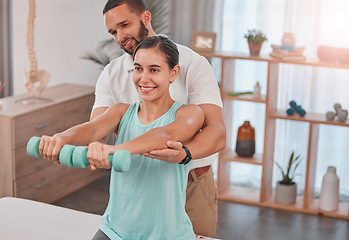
(244, 29, 267, 56)
(274, 152, 302, 205)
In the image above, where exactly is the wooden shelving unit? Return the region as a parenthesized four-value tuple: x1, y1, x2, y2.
(199, 51, 349, 219)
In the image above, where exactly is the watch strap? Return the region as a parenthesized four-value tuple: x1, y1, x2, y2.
(179, 145, 192, 165)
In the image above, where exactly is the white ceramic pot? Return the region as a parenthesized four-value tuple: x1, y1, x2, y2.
(275, 181, 297, 205)
(319, 166, 339, 211)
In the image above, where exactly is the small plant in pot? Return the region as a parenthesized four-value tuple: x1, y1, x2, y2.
(274, 152, 302, 205)
(244, 29, 267, 56)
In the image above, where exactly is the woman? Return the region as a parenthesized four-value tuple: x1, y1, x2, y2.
(39, 36, 204, 240)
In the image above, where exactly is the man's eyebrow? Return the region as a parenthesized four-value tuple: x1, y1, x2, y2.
(108, 20, 128, 33)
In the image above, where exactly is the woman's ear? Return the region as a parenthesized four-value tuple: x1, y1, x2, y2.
(141, 10, 152, 27)
(170, 65, 180, 83)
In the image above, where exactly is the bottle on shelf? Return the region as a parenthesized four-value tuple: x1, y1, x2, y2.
(319, 166, 340, 212)
(253, 81, 261, 99)
(236, 121, 255, 157)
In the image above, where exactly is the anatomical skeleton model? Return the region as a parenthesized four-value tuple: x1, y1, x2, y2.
(21, 0, 51, 103)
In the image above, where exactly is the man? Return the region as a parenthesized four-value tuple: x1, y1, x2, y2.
(91, 0, 226, 237)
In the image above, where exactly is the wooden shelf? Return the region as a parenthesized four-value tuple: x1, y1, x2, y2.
(270, 110, 349, 127)
(310, 199, 349, 220)
(218, 185, 261, 204)
(199, 51, 349, 69)
(206, 51, 349, 220)
(223, 94, 266, 103)
(220, 149, 263, 165)
(263, 194, 318, 215)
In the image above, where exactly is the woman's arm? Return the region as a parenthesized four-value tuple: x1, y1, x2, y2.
(119, 104, 204, 154)
(39, 103, 129, 162)
(86, 104, 205, 168)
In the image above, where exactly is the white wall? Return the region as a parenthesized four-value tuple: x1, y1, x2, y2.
(12, 0, 111, 95)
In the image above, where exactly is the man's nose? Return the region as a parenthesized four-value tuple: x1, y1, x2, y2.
(116, 30, 126, 45)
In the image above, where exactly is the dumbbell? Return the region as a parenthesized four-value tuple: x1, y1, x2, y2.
(286, 100, 306, 117)
(26, 136, 131, 172)
(326, 103, 348, 122)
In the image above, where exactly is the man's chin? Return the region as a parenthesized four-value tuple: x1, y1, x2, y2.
(122, 46, 135, 55)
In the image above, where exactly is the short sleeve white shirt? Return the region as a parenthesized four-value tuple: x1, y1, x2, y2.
(93, 44, 223, 169)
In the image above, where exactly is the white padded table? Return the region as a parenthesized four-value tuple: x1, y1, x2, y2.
(0, 197, 102, 240)
(0, 197, 221, 240)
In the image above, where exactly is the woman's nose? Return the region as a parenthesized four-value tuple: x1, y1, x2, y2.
(140, 71, 150, 83)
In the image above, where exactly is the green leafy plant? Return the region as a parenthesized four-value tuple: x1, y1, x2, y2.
(274, 152, 302, 185)
(244, 29, 267, 45)
(82, 0, 170, 67)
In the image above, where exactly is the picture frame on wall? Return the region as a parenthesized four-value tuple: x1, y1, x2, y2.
(191, 32, 216, 53)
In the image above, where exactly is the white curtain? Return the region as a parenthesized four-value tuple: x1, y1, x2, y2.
(0, 0, 11, 97)
(218, 0, 349, 200)
(169, 0, 221, 47)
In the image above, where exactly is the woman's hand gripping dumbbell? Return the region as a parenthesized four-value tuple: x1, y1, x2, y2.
(26, 136, 131, 172)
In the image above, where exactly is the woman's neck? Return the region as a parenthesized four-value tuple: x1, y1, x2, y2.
(138, 97, 175, 125)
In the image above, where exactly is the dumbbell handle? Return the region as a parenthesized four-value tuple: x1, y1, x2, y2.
(26, 136, 131, 172)
(72, 146, 131, 172)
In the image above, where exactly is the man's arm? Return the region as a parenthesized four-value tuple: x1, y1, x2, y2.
(144, 104, 226, 162)
(186, 104, 226, 159)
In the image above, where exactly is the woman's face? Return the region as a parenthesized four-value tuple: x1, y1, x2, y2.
(133, 48, 179, 103)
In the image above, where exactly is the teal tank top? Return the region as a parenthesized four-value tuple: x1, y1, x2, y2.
(100, 101, 195, 240)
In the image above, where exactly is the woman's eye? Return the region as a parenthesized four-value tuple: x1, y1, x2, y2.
(135, 67, 141, 71)
(151, 68, 159, 72)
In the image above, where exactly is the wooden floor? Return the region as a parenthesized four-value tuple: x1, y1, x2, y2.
(53, 171, 349, 240)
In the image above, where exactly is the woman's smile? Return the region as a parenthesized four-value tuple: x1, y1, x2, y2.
(139, 85, 157, 93)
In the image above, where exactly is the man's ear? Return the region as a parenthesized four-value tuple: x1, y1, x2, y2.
(170, 65, 180, 83)
(141, 10, 152, 27)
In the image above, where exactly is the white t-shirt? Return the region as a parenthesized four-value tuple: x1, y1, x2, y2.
(93, 44, 223, 169)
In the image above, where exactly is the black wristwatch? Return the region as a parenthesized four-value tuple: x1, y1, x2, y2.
(179, 146, 192, 165)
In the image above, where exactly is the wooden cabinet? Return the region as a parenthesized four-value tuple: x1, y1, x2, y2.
(0, 84, 104, 203)
(198, 51, 349, 220)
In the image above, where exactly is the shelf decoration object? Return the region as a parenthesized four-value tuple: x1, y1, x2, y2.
(274, 152, 302, 205)
(253, 81, 261, 98)
(326, 103, 348, 122)
(286, 100, 306, 117)
(228, 91, 252, 97)
(191, 31, 216, 53)
(244, 29, 267, 56)
(269, 32, 307, 61)
(236, 121, 255, 157)
(281, 33, 296, 47)
(319, 166, 339, 212)
(317, 45, 349, 64)
(19, 0, 51, 104)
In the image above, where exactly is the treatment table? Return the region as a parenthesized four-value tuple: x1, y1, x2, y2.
(0, 197, 220, 240)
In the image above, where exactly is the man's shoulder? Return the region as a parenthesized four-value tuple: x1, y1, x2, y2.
(104, 53, 131, 69)
(176, 43, 198, 57)
(175, 43, 206, 67)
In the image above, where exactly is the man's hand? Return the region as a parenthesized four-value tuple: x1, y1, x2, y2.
(141, 140, 185, 164)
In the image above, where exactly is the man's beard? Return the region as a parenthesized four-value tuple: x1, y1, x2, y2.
(122, 20, 149, 55)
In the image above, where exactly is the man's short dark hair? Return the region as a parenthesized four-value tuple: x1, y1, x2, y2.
(103, 0, 148, 15)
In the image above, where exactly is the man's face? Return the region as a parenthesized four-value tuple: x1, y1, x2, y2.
(104, 4, 149, 55)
